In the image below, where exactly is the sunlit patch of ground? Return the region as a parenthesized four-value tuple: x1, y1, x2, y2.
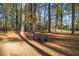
(0, 32, 41, 56)
(0, 41, 41, 56)
(0, 31, 79, 56)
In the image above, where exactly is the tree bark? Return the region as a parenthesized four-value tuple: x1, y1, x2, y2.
(20, 3, 25, 34)
(48, 3, 51, 32)
(71, 3, 75, 35)
(15, 4, 18, 31)
(55, 5, 58, 32)
(60, 4, 63, 32)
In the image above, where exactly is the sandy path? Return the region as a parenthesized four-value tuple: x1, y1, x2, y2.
(0, 31, 79, 56)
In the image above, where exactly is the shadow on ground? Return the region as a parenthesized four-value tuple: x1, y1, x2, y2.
(17, 33, 52, 56)
(20, 32, 79, 56)
(0, 31, 79, 56)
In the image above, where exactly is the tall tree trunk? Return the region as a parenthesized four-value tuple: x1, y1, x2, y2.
(2, 4, 7, 31)
(29, 3, 33, 33)
(55, 5, 58, 32)
(71, 3, 75, 35)
(30, 3, 37, 34)
(25, 4, 28, 32)
(15, 4, 18, 31)
(20, 3, 25, 34)
(60, 4, 63, 32)
(48, 3, 51, 32)
(19, 4, 22, 31)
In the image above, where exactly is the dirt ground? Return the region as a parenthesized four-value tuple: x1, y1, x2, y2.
(0, 31, 79, 56)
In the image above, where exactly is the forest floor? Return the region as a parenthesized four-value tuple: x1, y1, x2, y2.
(0, 31, 79, 56)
